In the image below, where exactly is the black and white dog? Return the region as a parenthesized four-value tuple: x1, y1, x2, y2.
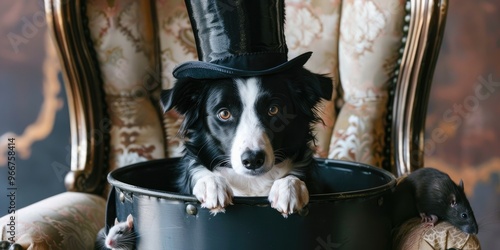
(161, 67, 332, 216)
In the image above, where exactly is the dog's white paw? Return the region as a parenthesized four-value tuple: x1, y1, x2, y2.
(192, 175, 234, 215)
(268, 175, 309, 217)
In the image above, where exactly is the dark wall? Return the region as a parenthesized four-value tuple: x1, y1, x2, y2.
(424, 0, 500, 248)
(0, 1, 70, 215)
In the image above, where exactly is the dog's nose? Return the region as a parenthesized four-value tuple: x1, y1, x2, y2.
(241, 150, 266, 170)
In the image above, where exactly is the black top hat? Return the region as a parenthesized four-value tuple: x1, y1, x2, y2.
(173, 0, 312, 79)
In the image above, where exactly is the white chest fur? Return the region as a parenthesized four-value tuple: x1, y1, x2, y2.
(213, 159, 294, 196)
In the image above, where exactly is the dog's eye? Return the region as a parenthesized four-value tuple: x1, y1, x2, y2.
(217, 109, 232, 121)
(268, 105, 280, 116)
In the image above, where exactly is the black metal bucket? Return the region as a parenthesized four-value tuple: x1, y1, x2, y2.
(107, 158, 396, 250)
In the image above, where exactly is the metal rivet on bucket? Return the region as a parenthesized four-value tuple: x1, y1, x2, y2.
(119, 191, 125, 203)
(186, 204, 197, 215)
(378, 197, 384, 206)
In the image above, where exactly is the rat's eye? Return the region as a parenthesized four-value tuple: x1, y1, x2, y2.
(461, 213, 468, 219)
(268, 105, 280, 116)
(117, 230, 123, 235)
(217, 108, 232, 121)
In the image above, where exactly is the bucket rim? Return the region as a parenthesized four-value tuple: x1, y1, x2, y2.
(107, 158, 396, 205)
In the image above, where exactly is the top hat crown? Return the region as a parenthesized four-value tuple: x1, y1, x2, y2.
(172, 0, 312, 79)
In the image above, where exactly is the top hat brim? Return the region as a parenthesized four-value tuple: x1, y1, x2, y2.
(173, 52, 312, 79)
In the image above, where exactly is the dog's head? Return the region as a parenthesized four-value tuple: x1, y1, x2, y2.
(161, 67, 332, 176)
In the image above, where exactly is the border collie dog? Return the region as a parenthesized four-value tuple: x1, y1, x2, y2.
(161, 68, 332, 216)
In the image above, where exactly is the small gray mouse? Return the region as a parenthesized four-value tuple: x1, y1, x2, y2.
(390, 167, 478, 234)
(95, 214, 136, 250)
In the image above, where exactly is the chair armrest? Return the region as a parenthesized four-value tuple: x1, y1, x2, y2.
(393, 218, 481, 250)
(0, 192, 105, 249)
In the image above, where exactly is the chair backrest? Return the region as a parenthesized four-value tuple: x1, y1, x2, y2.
(45, 0, 448, 196)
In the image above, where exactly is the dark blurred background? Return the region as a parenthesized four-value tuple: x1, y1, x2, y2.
(1, 0, 499, 248)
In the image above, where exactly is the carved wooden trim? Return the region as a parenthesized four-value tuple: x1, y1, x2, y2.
(391, 0, 449, 176)
(45, 0, 109, 194)
(45, 0, 162, 195)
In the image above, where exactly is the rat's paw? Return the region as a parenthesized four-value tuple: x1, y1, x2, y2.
(193, 175, 233, 215)
(268, 175, 309, 217)
(420, 213, 438, 226)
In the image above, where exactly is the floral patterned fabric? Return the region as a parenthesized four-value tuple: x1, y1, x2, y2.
(0, 192, 105, 250)
(285, 0, 341, 158)
(155, 0, 197, 157)
(329, 0, 405, 167)
(87, 0, 167, 172)
(328, 103, 387, 166)
(393, 218, 481, 250)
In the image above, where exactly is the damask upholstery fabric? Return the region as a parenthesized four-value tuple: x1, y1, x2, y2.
(393, 218, 481, 250)
(0, 192, 105, 250)
(155, 0, 197, 158)
(329, 0, 405, 167)
(284, 0, 341, 158)
(87, 0, 167, 172)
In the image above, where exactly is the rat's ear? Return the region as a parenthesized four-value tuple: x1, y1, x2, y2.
(459, 179, 464, 190)
(114, 218, 119, 225)
(450, 194, 457, 207)
(126, 214, 134, 228)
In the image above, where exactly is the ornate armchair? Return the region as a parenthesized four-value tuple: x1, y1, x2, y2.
(0, 0, 481, 249)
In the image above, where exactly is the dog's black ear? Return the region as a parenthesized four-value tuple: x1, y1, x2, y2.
(160, 79, 204, 114)
(297, 69, 333, 102)
(314, 74, 333, 101)
(160, 89, 175, 113)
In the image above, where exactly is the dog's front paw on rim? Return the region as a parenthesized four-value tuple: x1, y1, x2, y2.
(193, 175, 234, 215)
(268, 175, 309, 218)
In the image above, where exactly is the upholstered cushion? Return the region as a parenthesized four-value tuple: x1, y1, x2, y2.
(329, 0, 405, 167)
(393, 218, 481, 250)
(328, 103, 388, 166)
(284, 0, 341, 158)
(87, 0, 168, 171)
(155, 0, 198, 158)
(0, 192, 105, 250)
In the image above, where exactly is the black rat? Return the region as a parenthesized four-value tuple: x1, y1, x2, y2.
(390, 167, 478, 234)
(95, 214, 136, 250)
